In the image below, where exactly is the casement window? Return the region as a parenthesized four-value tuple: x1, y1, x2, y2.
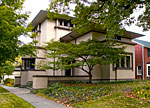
(22, 58, 35, 70)
(148, 48, 150, 57)
(59, 20, 63, 26)
(113, 54, 132, 69)
(137, 66, 142, 75)
(126, 56, 130, 68)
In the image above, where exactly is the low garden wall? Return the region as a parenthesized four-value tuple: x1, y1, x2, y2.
(14, 76, 21, 86)
(32, 75, 89, 89)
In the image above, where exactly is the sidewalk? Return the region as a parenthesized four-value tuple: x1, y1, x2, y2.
(0, 84, 67, 108)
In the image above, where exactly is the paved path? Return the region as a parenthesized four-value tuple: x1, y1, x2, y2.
(0, 84, 67, 108)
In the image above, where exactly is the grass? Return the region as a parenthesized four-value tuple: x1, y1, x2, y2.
(0, 86, 35, 108)
(34, 80, 150, 108)
(0, 86, 9, 93)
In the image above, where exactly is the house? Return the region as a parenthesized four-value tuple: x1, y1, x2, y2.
(132, 39, 150, 80)
(14, 10, 144, 89)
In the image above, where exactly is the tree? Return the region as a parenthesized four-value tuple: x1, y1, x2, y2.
(48, 0, 149, 37)
(0, 0, 37, 67)
(38, 39, 125, 83)
(0, 61, 15, 81)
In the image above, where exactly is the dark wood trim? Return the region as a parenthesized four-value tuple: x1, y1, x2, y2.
(112, 53, 133, 71)
(22, 57, 46, 59)
(21, 69, 46, 71)
(36, 46, 45, 49)
(92, 78, 135, 81)
(100, 40, 137, 45)
(15, 76, 21, 78)
(33, 75, 89, 77)
(55, 26, 71, 31)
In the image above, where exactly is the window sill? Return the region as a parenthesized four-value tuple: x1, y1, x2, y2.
(113, 67, 132, 71)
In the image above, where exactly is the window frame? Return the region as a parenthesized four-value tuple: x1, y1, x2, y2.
(113, 53, 133, 70)
(137, 66, 142, 75)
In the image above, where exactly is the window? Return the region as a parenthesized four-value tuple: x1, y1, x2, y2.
(126, 56, 130, 68)
(22, 58, 35, 70)
(59, 20, 63, 26)
(121, 57, 125, 67)
(115, 36, 121, 40)
(148, 48, 150, 57)
(113, 54, 132, 69)
(70, 23, 74, 27)
(147, 64, 150, 76)
(137, 66, 142, 75)
(64, 20, 68, 26)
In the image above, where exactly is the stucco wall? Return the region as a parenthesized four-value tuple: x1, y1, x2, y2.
(26, 71, 46, 82)
(110, 44, 135, 80)
(56, 28, 71, 41)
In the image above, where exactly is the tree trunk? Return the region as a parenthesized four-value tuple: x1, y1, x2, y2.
(89, 72, 92, 84)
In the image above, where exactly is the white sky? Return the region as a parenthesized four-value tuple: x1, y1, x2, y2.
(21, 0, 150, 43)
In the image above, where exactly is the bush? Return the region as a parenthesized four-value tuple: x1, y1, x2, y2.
(4, 78, 14, 87)
(34, 83, 112, 104)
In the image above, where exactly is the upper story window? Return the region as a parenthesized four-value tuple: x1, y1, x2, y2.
(64, 20, 68, 26)
(22, 58, 35, 70)
(58, 20, 74, 28)
(59, 20, 63, 25)
(148, 48, 150, 57)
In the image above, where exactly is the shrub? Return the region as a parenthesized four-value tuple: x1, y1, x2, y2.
(35, 83, 112, 104)
(4, 78, 14, 87)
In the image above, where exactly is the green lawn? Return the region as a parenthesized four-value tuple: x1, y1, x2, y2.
(0, 86, 35, 108)
(0, 86, 8, 93)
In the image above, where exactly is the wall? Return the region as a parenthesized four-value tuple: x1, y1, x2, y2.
(110, 44, 135, 80)
(134, 44, 143, 79)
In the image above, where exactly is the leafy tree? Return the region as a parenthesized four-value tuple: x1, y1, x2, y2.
(0, 0, 37, 67)
(38, 39, 125, 83)
(0, 61, 15, 81)
(48, 0, 149, 37)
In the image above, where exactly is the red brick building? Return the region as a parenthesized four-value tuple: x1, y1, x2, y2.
(133, 39, 150, 79)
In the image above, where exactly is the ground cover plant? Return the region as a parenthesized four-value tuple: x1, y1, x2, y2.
(0, 86, 35, 108)
(34, 80, 150, 108)
(34, 82, 112, 105)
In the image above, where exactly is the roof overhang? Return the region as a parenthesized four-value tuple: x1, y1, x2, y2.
(31, 10, 48, 27)
(60, 30, 145, 42)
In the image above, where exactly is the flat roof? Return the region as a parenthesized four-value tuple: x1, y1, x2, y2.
(60, 30, 145, 42)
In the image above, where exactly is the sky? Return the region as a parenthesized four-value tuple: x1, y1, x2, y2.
(22, 0, 150, 43)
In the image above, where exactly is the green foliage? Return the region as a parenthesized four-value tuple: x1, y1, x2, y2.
(48, 0, 149, 37)
(0, 61, 15, 76)
(0, 0, 37, 67)
(4, 78, 14, 87)
(38, 39, 125, 83)
(34, 83, 112, 104)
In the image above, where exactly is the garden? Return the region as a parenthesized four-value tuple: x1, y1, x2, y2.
(34, 80, 150, 108)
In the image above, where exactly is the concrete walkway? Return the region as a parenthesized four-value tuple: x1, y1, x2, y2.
(0, 84, 67, 108)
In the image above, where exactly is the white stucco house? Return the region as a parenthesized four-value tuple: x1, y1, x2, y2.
(14, 10, 144, 89)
